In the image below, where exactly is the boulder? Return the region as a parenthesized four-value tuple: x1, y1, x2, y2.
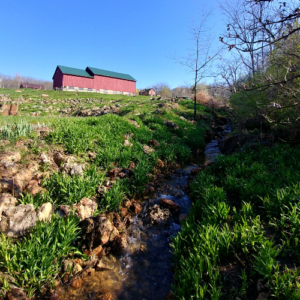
(0, 152, 21, 164)
(7, 287, 28, 300)
(53, 152, 64, 167)
(0, 162, 39, 196)
(72, 198, 97, 221)
(160, 198, 179, 212)
(130, 200, 142, 214)
(26, 180, 45, 196)
(0, 162, 18, 178)
(148, 204, 171, 225)
(58, 205, 70, 216)
(36, 202, 54, 222)
(0, 193, 18, 215)
(111, 233, 128, 254)
(93, 217, 114, 246)
(62, 163, 85, 176)
(39, 153, 51, 164)
(1, 204, 37, 237)
(96, 255, 116, 270)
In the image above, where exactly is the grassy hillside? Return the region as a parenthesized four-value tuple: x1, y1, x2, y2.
(0, 88, 213, 297)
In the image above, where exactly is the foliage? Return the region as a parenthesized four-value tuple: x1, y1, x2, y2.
(0, 214, 81, 296)
(172, 144, 300, 299)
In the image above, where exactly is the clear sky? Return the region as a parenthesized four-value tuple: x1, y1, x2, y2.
(0, 0, 228, 89)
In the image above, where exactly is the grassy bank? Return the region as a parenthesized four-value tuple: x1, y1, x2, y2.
(172, 144, 300, 299)
(0, 91, 212, 297)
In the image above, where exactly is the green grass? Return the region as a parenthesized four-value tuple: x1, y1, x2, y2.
(0, 89, 211, 297)
(171, 144, 300, 299)
(0, 214, 81, 297)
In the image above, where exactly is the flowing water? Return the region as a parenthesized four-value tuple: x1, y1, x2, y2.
(55, 123, 231, 300)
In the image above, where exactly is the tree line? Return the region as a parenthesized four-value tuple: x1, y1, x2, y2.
(0, 73, 53, 90)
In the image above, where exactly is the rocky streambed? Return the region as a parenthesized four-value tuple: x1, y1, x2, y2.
(53, 122, 231, 300)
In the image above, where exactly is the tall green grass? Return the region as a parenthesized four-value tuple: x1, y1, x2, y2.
(172, 144, 300, 299)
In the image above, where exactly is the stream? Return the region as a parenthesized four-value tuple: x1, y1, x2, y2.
(55, 122, 231, 300)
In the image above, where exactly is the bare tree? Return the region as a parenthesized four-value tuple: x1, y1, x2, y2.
(172, 8, 224, 120)
(152, 82, 172, 96)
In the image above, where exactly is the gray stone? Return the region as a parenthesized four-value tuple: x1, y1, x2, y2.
(1, 204, 37, 237)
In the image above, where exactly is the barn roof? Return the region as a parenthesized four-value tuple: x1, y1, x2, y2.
(86, 67, 136, 82)
(54, 65, 94, 79)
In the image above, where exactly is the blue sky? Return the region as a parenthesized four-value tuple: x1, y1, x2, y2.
(0, 0, 228, 89)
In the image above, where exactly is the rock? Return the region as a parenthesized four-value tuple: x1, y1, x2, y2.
(112, 233, 128, 254)
(148, 140, 160, 147)
(96, 255, 116, 270)
(87, 151, 97, 159)
(70, 277, 83, 289)
(0, 162, 18, 178)
(130, 200, 142, 214)
(53, 152, 64, 167)
(62, 259, 74, 273)
(129, 162, 135, 169)
(0, 193, 18, 215)
(0, 162, 39, 196)
(90, 245, 104, 258)
(26, 180, 45, 196)
(123, 139, 133, 147)
(122, 199, 131, 208)
(180, 116, 187, 121)
(160, 198, 180, 212)
(119, 207, 128, 217)
(58, 205, 70, 216)
(127, 119, 140, 128)
(108, 168, 123, 178)
(109, 226, 119, 241)
(36, 202, 54, 222)
(1, 204, 37, 237)
(0, 152, 21, 164)
(165, 120, 179, 130)
(155, 108, 164, 114)
(157, 159, 164, 168)
(7, 287, 28, 300)
(148, 204, 171, 225)
(41, 94, 49, 98)
(93, 217, 114, 246)
(62, 163, 85, 176)
(143, 145, 155, 154)
(39, 153, 51, 164)
(72, 198, 97, 221)
(73, 263, 83, 275)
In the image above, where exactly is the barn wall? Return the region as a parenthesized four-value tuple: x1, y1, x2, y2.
(93, 75, 136, 93)
(53, 68, 63, 89)
(62, 74, 94, 89)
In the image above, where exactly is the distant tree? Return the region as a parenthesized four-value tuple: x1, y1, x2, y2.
(152, 82, 172, 96)
(172, 8, 224, 120)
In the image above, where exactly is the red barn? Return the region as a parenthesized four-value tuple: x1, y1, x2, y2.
(139, 88, 156, 96)
(52, 65, 136, 95)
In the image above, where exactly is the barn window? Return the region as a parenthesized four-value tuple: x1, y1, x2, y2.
(69, 86, 74, 89)
(103, 90, 107, 93)
(119, 92, 123, 95)
(88, 88, 92, 91)
(79, 87, 83, 90)
(113, 91, 117, 94)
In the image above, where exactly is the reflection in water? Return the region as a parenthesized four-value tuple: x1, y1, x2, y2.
(55, 124, 230, 300)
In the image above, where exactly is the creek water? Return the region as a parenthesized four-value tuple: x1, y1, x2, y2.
(55, 123, 230, 300)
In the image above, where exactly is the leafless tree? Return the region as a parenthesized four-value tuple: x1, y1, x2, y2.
(152, 82, 172, 96)
(0, 73, 52, 90)
(172, 8, 224, 120)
